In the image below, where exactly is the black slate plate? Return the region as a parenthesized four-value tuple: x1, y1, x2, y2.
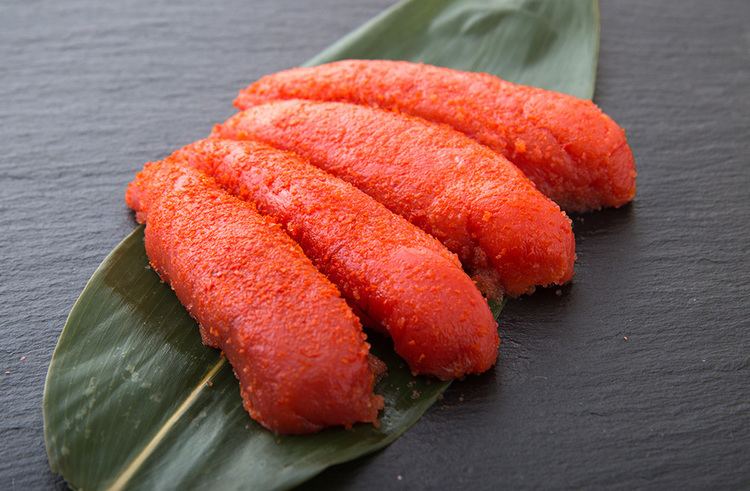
(1, 0, 748, 488)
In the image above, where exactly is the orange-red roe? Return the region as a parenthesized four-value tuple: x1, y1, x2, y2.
(235, 60, 637, 212)
(170, 138, 499, 379)
(125, 161, 382, 434)
(212, 100, 575, 297)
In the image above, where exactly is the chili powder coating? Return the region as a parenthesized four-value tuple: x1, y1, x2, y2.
(170, 138, 499, 380)
(235, 60, 637, 212)
(125, 161, 382, 434)
(212, 101, 575, 297)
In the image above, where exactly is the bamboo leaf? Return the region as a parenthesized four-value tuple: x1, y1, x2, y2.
(307, 0, 600, 98)
(44, 1, 599, 489)
(45, 227, 452, 490)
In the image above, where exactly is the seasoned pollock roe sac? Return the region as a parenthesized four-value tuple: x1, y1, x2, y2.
(125, 161, 382, 434)
(235, 59, 637, 212)
(212, 100, 576, 297)
(170, 138, 499, 380)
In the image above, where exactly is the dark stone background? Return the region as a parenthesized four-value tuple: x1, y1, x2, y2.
(1, 0, 748, 488)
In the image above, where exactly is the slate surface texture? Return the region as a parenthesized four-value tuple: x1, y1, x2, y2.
(1, 0, 748, 489)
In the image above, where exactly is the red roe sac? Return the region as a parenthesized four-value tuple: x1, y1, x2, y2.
(170, 138, 499, 379)
(126, 160, 382, 434)
(235, 60, 636, 211)
(213, 100, 576, 297)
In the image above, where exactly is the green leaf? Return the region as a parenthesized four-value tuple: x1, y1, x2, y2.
(44, 227, 455, 490)
(307, 0, 600, 99)
(44, 1, 598, 489)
